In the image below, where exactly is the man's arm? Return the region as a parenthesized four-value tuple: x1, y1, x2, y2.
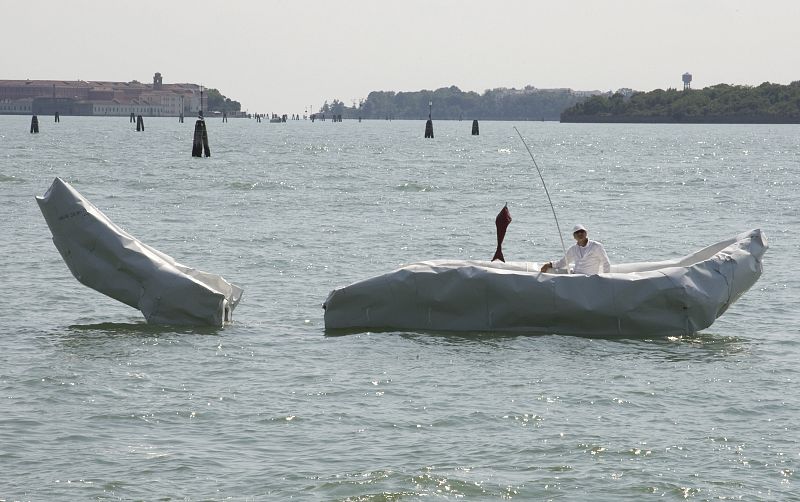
(541, 248, 571, 272)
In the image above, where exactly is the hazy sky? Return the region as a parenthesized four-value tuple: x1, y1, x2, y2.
(2, 0, 798, 114)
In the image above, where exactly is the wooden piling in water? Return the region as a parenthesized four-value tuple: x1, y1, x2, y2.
(192, 115, 211, 157)
(30, 115, 39, 133)
(202, 124, 210, 156)
(136, 115, 144, 132)
(472, 120, 479, 135)
(425, 100, 433, 138)
(424, 119, 434, 138)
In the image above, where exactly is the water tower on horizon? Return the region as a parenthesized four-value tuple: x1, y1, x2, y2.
(682, 72, 692, 90)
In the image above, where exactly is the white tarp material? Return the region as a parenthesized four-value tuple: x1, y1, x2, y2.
(324, 229, 767, 336)
(36, 178, 243, 326)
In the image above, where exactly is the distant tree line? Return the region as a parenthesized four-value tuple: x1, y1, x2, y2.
(561, 81, 800, 123)
(205, 88, 241, 112)
(320, 86, 597, 120)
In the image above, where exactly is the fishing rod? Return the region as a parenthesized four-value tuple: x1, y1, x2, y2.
(513, 126, 568, 269)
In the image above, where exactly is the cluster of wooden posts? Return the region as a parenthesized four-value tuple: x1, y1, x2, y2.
(26, 110, 483, 157)
(424, 119, 480, 138)
(28, 111, 211, 158)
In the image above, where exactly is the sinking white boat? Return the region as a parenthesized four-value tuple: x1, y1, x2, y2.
(37, 178, 243, 326)
(323, 229, 767, 336)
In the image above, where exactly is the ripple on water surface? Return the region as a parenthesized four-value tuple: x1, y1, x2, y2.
(0, 118, 797, 499)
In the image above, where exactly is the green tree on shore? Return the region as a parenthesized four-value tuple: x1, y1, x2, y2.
(205, 88, 241, 112)
(323, 85, 595, 120)
(561, 81, 800, 123)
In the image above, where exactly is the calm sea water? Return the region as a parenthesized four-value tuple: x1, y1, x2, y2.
(0, 116, 797, 500)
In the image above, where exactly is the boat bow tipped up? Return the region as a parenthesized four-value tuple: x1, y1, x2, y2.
(37, 178, 243, 327)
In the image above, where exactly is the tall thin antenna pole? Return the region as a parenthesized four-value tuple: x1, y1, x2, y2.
(513, 126, 568, 268)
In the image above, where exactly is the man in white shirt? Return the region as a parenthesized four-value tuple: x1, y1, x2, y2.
(540, 224, 611, 275)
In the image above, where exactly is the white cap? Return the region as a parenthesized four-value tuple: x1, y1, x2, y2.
(572, 224, 587, 233)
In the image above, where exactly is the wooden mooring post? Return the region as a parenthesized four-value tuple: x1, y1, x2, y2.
(424, 119, 434, 138)
(424, 100, 433, 138)
(192, 112, 211, 157)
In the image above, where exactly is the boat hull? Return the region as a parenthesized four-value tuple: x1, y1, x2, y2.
(324, 229, 767, 336)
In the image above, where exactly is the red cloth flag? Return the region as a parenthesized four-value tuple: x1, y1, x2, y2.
(491, 204, 512, 262)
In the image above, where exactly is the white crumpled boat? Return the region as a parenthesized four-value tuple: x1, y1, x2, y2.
(323, 229, 767, 336)
(37, 178, 243, 327)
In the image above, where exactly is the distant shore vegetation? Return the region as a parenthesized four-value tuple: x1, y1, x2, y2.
(205, 88, 241, 113)
(320, 86, 600, 120)
(560, 81, 800, 123)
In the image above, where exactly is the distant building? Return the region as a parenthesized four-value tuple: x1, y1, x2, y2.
(0, 73, 206, 116)
(0, 98, 32, 114)
(571, 89, 607, 98)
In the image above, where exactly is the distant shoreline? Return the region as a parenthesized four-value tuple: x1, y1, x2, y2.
(559, 82, 800, 124)
(560, 114, 800, 124)
(5, 114, 800, 124)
